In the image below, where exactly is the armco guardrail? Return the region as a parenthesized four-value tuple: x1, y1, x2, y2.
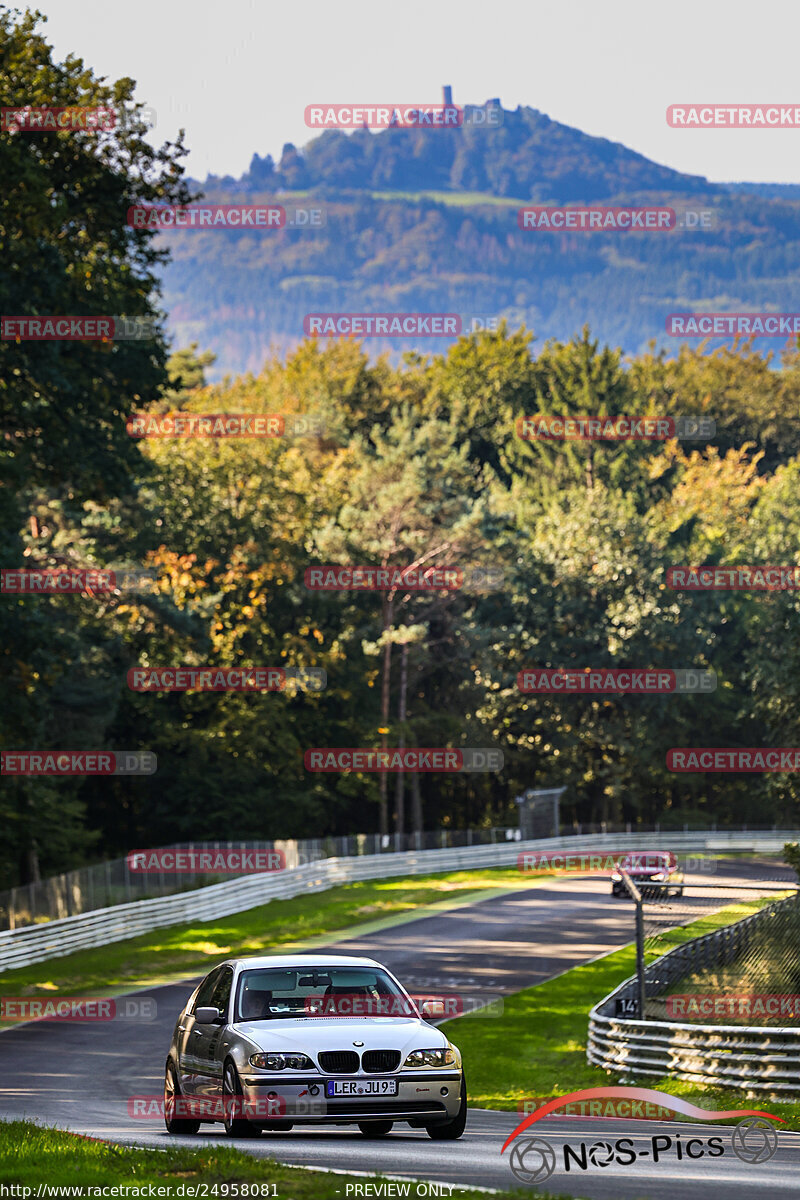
(0, 828, 520, 931)
(587, 892, 800, 1096)
(1, 830, 796, 973)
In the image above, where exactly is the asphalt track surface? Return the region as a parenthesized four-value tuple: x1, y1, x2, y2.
(2, 858, 799, 1197)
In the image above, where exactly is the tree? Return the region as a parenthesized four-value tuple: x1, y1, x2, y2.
(0, 8, 192, 883)
(311, 405, 493, 835)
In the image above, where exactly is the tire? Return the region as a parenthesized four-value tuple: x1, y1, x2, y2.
(222, 1060, 261, 1138)
(358, 1121, 393, 1137)
(164, 1060, 201, 1135)
(425, 1077, 467, 1141)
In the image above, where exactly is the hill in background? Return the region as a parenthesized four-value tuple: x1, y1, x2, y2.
(161, 92, 800, 378)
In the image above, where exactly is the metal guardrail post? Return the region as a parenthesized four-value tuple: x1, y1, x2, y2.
(635, 897, 646, 1019)
(621, 869, 646, 1018)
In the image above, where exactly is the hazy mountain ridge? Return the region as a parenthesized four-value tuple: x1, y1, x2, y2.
(163, 100, 800, 378)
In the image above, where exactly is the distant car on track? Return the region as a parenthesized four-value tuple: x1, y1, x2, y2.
(610, 851, 684, 899)
(164, 953, 466, 1140)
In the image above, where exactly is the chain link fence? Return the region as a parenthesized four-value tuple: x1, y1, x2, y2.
(588, 853, 800, 1093)
(0, 828, 522, 931)
(1, 828, 794, 935)
(605, 852, 800, 1023)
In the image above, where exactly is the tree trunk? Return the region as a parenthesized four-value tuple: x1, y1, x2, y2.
(19, 795, 41, 886)
(394, 641, 408, 848)
(411, 749, 424, 848)
(378, 596, 393, 839)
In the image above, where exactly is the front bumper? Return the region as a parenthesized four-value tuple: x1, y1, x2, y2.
(237, 1071, 463, 1124)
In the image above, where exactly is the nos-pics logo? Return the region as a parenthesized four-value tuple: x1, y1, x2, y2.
(502, 1088, 781, 1184)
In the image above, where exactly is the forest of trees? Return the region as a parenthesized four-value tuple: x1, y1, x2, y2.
(2, 10, 800, 888)
(160, 182, 800, 380)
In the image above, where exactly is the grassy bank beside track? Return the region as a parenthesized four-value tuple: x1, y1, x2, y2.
(441, 895, 800, 1130)
(0, 851, 778, 1004)
(0, 867, 548, 1005)
(0, 1120, 555, 1198)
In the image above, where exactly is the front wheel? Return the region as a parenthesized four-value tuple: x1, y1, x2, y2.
(358, 1121, 393, 1137)
(425, 1078, 467, 1140)
(164, 1061, 200, 1135)
(222, 1060, 261, 1138)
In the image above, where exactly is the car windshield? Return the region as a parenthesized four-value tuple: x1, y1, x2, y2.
(234, 966, 418, 1021)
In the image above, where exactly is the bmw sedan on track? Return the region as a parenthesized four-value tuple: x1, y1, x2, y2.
(164, 954, 466, 1139)
(611, 851, 684, 899)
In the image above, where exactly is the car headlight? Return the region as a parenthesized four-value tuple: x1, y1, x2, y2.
(651, 872, 666, 881)
(611, 872, 622, 881)
(249, 1053, 314, 1071)
(403, 1048, 457, 1068)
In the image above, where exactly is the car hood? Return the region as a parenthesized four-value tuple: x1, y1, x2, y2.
(233, 1016, 446, 1056)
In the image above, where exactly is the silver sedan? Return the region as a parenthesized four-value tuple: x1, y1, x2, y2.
(164, 953, 467, 1139)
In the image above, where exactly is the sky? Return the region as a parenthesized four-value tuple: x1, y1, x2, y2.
(32, 0, 800, 183)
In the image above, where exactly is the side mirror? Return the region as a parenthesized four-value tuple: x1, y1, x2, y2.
(194, 1006, 223, 1024)
(421, 1000, 445, 1018)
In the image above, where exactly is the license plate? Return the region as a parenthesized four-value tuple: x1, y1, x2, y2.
(326, 1079, 398, 1097)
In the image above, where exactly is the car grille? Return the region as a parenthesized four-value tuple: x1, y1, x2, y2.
(361, 1049, 401, 1073)
(319, 1050, 359, 1074)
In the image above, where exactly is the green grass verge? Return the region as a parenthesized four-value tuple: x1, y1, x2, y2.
(441, 895, 800, 1130)
(0, 1119, 561, 1197)
(0, 868, 542, 1005)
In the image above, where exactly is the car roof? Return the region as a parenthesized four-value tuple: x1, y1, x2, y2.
(225, 954, 386, 970)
